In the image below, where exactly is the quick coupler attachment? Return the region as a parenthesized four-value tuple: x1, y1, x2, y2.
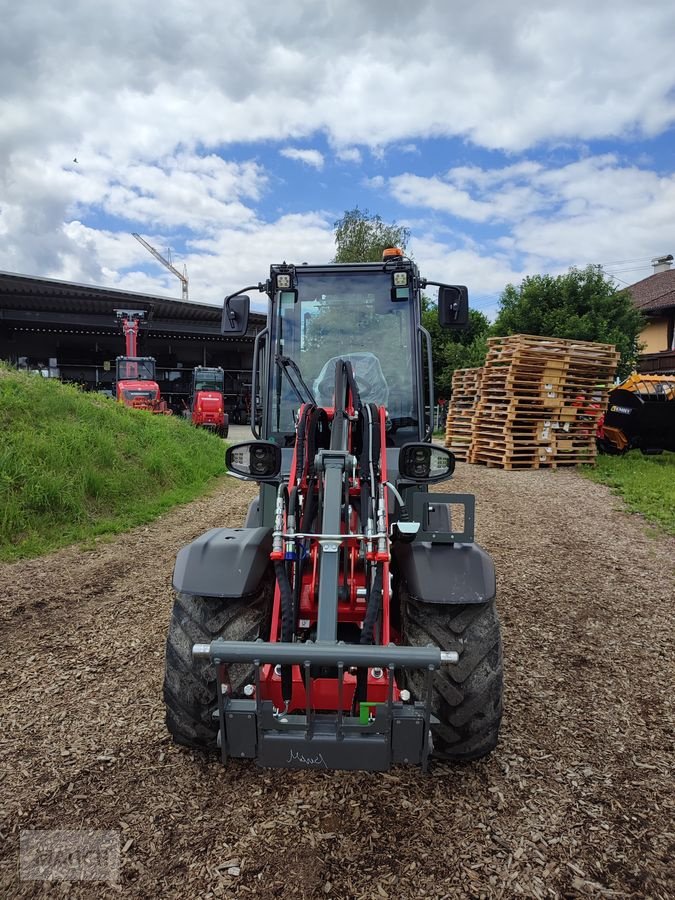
(194, 640, 459, 772)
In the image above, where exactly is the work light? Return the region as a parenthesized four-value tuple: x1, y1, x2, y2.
(226, 441, 282, 481)
(398, 443, 455, 483)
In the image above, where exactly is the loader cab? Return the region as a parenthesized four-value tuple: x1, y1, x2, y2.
(260, 259, 429, 448)
(115, 356, 160, 405)
(192, 366, 225, 397)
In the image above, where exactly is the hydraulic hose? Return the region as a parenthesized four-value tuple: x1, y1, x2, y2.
(360, 564, 383, 646)
(274, 560, 295, 703)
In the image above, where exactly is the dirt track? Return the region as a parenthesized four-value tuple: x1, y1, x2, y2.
(0, 466, 673, 899)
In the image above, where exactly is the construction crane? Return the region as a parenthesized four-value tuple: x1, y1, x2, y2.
(132, 232, 189, 300)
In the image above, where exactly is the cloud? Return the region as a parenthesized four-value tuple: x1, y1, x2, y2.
(1, 0, 675, 317)
(58, 212, 336, 307)
(362, 175, 385, 189)
(280, 148, 325, 170)
(389, 154, 675, 274)
(3, 0, 673, 162)
(335, 147, 362, 164)
(409, 235, 527, 318)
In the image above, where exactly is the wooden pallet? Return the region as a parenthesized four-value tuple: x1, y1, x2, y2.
(445, 367, 483, 461)
(466, 334, 619, 469)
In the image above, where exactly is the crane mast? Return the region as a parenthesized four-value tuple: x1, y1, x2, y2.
(132, 232, 189, 300)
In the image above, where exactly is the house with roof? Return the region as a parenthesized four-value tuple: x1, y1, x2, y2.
(630, 255, 675, 375)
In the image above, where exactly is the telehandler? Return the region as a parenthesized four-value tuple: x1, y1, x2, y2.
(163, 251, 502, 771)
(114, 310, 170, 414)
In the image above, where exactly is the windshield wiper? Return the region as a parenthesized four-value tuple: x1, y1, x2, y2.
(275, 355, 316, 406)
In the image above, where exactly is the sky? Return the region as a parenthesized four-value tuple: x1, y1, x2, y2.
(1, 0, 674, 318)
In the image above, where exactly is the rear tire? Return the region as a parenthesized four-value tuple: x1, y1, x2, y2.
(163, 583, 272, 751)
(402, 589, 503, 761)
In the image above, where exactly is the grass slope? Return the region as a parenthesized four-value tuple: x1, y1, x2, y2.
(0, 368, 227, 560)
(583, 450, 675, 536)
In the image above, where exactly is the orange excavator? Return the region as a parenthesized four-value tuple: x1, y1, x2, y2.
(114, 310, 171, 414)
(597, 373, 675, 454)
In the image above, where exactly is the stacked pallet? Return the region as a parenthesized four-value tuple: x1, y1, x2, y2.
(444, 367, 483, 461)
(469, 335, 619, 469)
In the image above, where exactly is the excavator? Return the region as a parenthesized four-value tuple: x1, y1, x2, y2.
(598, 373, 675, 454)
(114, 310, 171, 414)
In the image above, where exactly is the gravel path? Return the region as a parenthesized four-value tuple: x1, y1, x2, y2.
(0, 467, 673, 899)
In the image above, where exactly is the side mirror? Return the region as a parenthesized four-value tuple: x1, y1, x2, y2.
(221, 294, 250, 336)
(438, 285, 469, 329)
(225, 441, 281, 481)
(398, 443, 455, 483)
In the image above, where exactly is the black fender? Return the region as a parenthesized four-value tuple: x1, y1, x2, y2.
(392, 540, 496, 604)
(173, 527, 273, 598)
(244, 496, 261, 527)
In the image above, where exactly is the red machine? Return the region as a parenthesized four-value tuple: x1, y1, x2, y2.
(189, 367, 228, 437)
(114, 310, 171, 414)
(165, 256, 502, 772)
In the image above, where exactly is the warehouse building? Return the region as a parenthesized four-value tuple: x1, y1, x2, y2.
(0, 271, 265, 419)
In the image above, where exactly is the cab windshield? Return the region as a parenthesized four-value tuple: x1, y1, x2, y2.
(194, 374, 223, 392)
(117, 358, 156, 381)
(269, 272, 419, 443)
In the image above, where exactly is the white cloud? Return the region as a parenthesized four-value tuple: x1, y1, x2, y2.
(335, 147, 362, 164)
(280, 148, 325, 170)
(1, 0, 674, 167)
(362, 175, 385, 189)
(409, 235, 528, 318)
(59, 212, 336, 308)
(1, 0, 675, 315)
(391, 154, 675, 276)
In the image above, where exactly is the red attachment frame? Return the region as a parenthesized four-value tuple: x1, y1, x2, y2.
(263, 401, 399, 712)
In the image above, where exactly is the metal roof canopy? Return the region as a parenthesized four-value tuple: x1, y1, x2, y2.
(0, 270, 265, 338)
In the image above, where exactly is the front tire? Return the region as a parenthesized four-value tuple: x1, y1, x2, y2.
(163, 584, 271, 751)
(402, 590, 503, 761)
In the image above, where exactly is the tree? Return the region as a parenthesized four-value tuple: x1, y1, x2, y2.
(422, 298, 489, 397)
(333, 208, 411, 263)
(492, 266, 643, 378)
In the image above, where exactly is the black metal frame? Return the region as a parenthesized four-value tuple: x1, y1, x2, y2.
(206, 648, 442, 772)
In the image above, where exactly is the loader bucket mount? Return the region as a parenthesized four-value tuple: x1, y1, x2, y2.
(195, 357, 458, 772)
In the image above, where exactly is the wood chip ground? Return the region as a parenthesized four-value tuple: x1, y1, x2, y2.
(0, 467, 673, 899)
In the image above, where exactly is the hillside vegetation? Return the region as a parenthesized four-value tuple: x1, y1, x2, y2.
(0, 367, 226, 560)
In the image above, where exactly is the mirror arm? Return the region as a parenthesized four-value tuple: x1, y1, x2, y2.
(224, 284, 262, 325)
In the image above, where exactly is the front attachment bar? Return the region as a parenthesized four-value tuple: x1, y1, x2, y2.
(196, 640, 459, 772)
(193, 639, 458, 668)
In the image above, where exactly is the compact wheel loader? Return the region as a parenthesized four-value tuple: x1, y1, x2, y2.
(163, 251, 503, 771)
(187, 366, 229, 437)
